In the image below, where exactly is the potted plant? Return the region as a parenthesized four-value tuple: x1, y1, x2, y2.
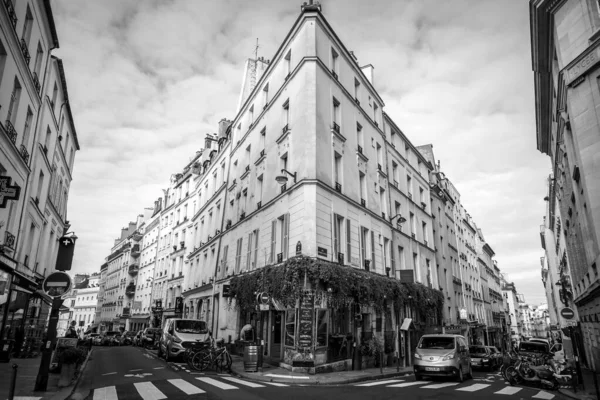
(58, 347, 87, 387)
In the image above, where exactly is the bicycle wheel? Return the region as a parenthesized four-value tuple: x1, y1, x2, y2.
(192, 350, 213, 371)
(215, 351, 230, 372)
(189, 349, 207, 371)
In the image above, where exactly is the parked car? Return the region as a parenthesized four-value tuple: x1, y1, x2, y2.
(486, 346, 502, 367)
(92, 335, 103, 346)
(102, 331, 121, 346)
(469, 345, 495, 371)
(141, 328, 162, 349)
(84, 333, 100, 342)
(413, 334, 472, 382)
(133, 330, 143, 346)
(518, 340, 551, 365)
(120, 331, 136, 346)
(158, 319, 210, 362)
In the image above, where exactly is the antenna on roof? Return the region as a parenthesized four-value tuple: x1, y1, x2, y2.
(254, 38, 259, 61)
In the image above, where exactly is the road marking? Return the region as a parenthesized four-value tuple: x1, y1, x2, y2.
(222, 376, 265, 388)
(355, 379, 404, 386)
(153, 367, 164, 369)
(264, 373, 309, 379)
(93, 386, 118, 400)
(387, 381, 429, 388)
(129, 369, 143, 371)
(532, 391, 555, 399)
(195, 377, 238, 390)
(456, 383, 490, 392)
(422, 382, 460, 389)
(190, 372, 204, 375)
(167, 379, 205, 395)
(494, 387, 523, 395)
(134, 382, 166, 400)
(263, 382, 289, 387)
(102, 372, 117, 376)
(14, 397, 42, 400)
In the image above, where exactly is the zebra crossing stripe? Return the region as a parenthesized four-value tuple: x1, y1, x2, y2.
(133, 382, 167, 400)
(196, 377, 238, 390)
(263, 382, 290, 387)
(355, 379, 404, 387)
(167, 379, 205, 395)
(93, 386, 118, 400)
(14, 397, 42, 400)
(456, 383, 491, 392)
(387, 381, 429, 388)
(494, 387, 522, 395)
(221, 376, 266, 388)
(532, 391, 555, 399)
(422, 382, 460, 389)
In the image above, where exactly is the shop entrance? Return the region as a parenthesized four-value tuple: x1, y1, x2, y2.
(270, 311, 283, 360)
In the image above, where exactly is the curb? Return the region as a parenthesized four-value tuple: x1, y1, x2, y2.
(557, 388, 596, 400)
(62, 347, 93, 400)
(229, 366, 414, 386)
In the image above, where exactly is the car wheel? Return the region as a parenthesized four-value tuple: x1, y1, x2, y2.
(457, 366, 464, 383)
(415, 373, 422, 381)
(157, 345, 163, 358)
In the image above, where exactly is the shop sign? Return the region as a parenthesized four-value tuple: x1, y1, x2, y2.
(222, 284, 230, 298)
(0, 253, 17, 271)
(259, 304, 270, 311)
(13, 271, 39, 292)
(0, 176, 21, 209)
(317, 247, 327, 258)
(296, 241, 302, 256)
(298, 290, 314, 348)
(175, 297, 183, 313)
(459, 308, 468, 320)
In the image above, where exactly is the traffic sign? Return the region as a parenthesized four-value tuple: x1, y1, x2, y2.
(42, 271, 72, 297)
(55, 235, 76, 271)
(560, 307, 575, 320)
(256, 292, 270, 305)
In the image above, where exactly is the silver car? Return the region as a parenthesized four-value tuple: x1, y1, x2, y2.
(414, 334, 472, 382)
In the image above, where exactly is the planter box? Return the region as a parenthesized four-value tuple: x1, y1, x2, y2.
(58, 363, 76, 387)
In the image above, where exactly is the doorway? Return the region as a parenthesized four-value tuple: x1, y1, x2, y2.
(271, 311, 283, 360)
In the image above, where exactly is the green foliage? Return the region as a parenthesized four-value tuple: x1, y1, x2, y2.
(59, 347, 87, 365)
(360, 335, 384, 357)
(228, 256, 444, 321)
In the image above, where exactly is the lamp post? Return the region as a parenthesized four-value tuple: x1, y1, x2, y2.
(275, 169, 297, 187)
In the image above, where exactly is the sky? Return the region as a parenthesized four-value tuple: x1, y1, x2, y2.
(52, 0, 551, 305)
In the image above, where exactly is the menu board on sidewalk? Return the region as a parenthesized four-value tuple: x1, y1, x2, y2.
(298, 290, 314, 348)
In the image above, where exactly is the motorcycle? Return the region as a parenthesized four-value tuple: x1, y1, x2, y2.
(504, 354, 570, 391)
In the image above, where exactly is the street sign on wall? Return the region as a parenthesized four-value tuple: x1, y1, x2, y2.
(0, 176, 21, 209)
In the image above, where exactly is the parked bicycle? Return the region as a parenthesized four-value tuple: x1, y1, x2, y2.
(190, 333, 232, 373)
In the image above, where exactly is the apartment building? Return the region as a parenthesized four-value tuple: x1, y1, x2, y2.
(72, 274, 99, 333)
(0, 0, 80, 358)
(530, 0, 600, 368)
(502, 280, 522, 346)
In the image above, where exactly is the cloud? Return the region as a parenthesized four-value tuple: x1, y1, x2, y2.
(53, 0, 550, 306)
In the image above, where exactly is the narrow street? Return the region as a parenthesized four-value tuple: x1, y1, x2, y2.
(70, 346, 570, 400)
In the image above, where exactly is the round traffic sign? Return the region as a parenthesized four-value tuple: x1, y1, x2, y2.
(259, 292, 269, 305)
(560, 307, 575, 320)
(42, 271, 72, 297)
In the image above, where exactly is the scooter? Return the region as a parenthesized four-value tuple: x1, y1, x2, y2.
(504, 355, 562, 391)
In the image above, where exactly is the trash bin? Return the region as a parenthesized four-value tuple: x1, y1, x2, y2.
(243, 344, 263, 372)
(0, 339, 15, 363)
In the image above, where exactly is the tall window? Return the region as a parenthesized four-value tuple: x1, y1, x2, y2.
(21, 6, 33, 47)
(373, 103, 379, 126)
(260, 127, 266, 150)
(0, 41, 7, 87)
(246, 232, 253, 271)
(376, 143, 382, 168)
(263, 83, 269, 107)
(282, 99, 290, 129)
(407, 175, 412, 198)
(256, 174, 263, 206)
(379, 187, 386, 218)
(284, 50, 291, 76)
(22, 107, 33, 146)
(235, 237, 243, 274)
(359, 172, 366, 204)
(333, 214, 344, 261)
(33, 42, 43, 76)
(410, 212, 415, 236)
(360, 227, 369, 270)
(51, 82, 58, 109)
(354, 78, 360, 101)
(346, 220, 352, 263)
(252, 229, 260, 269)
(331, 48, 338, 75)
(383, 237, 389, 275)
(356, 122, 363, 151)
(422, 222, 428, 244)
(334, 152, 342, 190)
(398, 246, 405, 270)
(332, 97, 340, 129)
(271, 214, 289, 262)
(249, 105, 254, 126)
(36, 170, 44, 201)
(7, 77, 22, 124)
(392, 162, 398, 186)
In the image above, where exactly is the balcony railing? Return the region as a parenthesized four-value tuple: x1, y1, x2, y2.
(32, 72, 41, 94)
(3, 230, 16, 250)
(20, 38, 31, 65)
(4, 0, 17, 28)
(335, 182, 342, 193)
(128, 264, 139, 275)
(332, 122, 340, 133)
(19, 144, 29, 164)
(4, 120, 17, 144)
(125, 284, 136, 296)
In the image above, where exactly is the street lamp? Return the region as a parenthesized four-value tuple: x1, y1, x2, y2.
(390, 214, 407, 228)
(275, 169, 297, 185)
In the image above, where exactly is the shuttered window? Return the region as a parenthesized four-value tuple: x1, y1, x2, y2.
(371, 231, 376, 272)
(271, 220, 277, 263)
(235, 238, 243, 274)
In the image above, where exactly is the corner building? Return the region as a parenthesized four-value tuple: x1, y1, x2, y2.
(183, 3, 442, 373)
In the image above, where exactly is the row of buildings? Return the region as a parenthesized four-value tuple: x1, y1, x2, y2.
(531, 0, 600, 375)
(0, 0, 79, 358)
(89, 2, 538, 372)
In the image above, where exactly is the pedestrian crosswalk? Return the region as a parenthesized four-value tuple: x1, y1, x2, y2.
(91, 375, 288, 399)
(353, 380, 556, 399)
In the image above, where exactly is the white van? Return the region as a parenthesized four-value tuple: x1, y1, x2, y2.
(158, 319, 210, 361)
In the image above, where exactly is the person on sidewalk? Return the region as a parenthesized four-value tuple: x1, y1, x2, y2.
(65, 321, 78, 339)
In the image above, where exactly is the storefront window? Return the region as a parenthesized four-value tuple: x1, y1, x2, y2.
(316, 309, 328, 348)
(284, 309, 296, 347)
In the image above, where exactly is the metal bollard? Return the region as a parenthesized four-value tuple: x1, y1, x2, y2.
(8, 363, 18, 400)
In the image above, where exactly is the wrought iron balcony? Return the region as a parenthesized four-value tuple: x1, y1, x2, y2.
(4, 120, 17, 144)
(125, 284, 136, 296)
(32, 72, 41, 94)
(20, 38, 30, 65)
(131, 244, 140, 257)
(128, 264, 139, 275)
(19, 144, 29, 164)
(4, 0, 17, 28)
(3, 230, 16, 250)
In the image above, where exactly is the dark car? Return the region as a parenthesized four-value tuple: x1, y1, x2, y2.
(141, 328, 162, 349)
(518, 341, 551, 365)
(120, 331, 136, 345)
(133, 330, 143, 346)
(102, 331, 120, 346)
(469, 345, 495, 371)
(486, 346, 501, 367)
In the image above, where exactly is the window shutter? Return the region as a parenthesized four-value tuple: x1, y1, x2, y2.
(371, 231, 376, 272)
(283, 213, 290, 259)
(391, 243, 396, 277)
(331, 213, 337, 257)
(221, 245, 228, 279)
(235, 238, 243, 274)
(246, 233, 252, 271)
(346, 220, 352, 263)
(270, 219, 277, 263)
(253, 229, 260, 269)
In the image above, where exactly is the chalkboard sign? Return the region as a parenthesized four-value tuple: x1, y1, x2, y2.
(298, 290, 314, 348)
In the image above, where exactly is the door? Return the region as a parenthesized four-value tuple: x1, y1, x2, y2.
(271, 311, 283, 359)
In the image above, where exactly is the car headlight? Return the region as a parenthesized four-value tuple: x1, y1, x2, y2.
(414, 353, 421, 359)
(482, 358, 489, 362)
(172, 336, 182, 344)
(442, 353, 455, 361)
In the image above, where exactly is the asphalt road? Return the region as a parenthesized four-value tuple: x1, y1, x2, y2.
(71, 346, 570, 400)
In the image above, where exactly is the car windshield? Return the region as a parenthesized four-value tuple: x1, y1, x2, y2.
(175, 320, 207, 334)
(519, 342, 549, 353)
(487, 347, 498, 354)
(418, 337, 455, 350)
(469, 346, 487, 355)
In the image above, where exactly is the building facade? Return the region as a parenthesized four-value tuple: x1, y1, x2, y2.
(0, 0, 80, 358)
(531, 0, 600, 369)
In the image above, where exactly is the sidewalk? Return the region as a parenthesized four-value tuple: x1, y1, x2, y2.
(559, 367, 600, 400)
(0, 356, 72, 400)
(229, 355, 414, 385)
